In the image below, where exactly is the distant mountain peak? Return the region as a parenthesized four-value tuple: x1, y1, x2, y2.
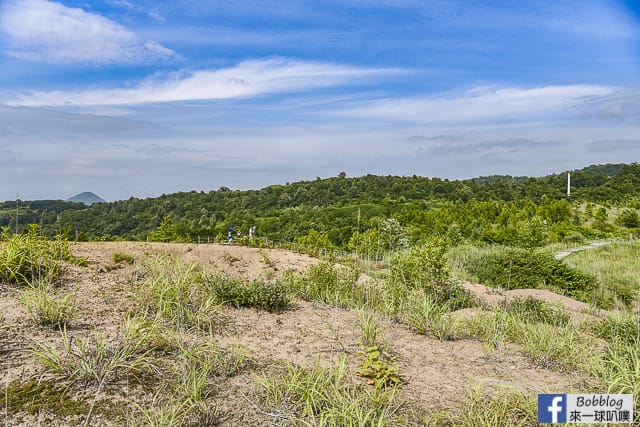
(67, 192, 105, 206)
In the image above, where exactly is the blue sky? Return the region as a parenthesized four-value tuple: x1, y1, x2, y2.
(0, 0, 639, 201)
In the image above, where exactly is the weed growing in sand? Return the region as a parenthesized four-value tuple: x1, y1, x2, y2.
(30, 329, 154, 387)
(112, 252, 135, 265)
(406, 296, 462, 341)
(126, 396, 197, 427)
(464, 311, 515, 359)
(173, 339, 248, 424)
(135, 256, 227, 332)
(358, 310, 379, 347)
(204, 274, 291, 313)
(122, 315, 177, 353)
(432, 384, 537, 426)
(591, 310, 639, 346)
(257, 358, 404, 425)
(259, 250, 277, 269)
(465, 310, 592, 371)
(0, 229, 76, 285)
(497, 296, 570, 327)
(517, 322, 592, 371)
(172, 348, 218, 421)
(357, 345, 404, 389)
(19, 278, 77, 329)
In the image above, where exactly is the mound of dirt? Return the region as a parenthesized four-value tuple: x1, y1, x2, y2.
(1, 242, 586, 425)
(462, 281, 592, 316)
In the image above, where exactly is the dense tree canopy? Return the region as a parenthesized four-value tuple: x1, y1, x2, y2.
(2, 163, 639, 248)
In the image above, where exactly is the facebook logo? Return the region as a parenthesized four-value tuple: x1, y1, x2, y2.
(539, 394, 567, 423)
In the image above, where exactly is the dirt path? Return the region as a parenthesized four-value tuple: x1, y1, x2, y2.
(554, 241, 611, 260)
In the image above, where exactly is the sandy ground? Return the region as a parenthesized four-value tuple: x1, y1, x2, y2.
(1, 242, 589, 425)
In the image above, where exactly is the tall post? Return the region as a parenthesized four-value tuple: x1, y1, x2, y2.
(567, 172, 571, 197)
(15, 193, 19, 234)
(355, 207, 361, 259)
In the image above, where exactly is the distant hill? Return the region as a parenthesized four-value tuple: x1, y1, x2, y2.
(67, 192, 105, 206)
(2, 162, 638, 243)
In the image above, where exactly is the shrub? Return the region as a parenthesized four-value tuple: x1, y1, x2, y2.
(204, 275, 291, 313)
(112, 252, 135, 265)
(462, 247, 599, 304)
(357, 345, 404, 388)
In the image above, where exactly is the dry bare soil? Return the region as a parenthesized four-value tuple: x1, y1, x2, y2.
(1, 242, 588, 426)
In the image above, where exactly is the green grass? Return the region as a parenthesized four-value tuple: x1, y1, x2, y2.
(432, 384, 537, 427)
(564, 241, 640, 308)
(19, 278, 78, 328)
(112, 252, 135, 265)
(405, 295, 463, 341)
(464, 310, 593, 372)
(0, 231, 74, 285)
(134, 255, 227, 332)
(256, 358, 405, 426)
(3, 379, 118, 420)
(203, 274, 292, 313)
(30, 328, 155, 387)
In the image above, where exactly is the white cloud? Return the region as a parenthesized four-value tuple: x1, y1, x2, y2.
(338, 85, 617, 124)
(5, 58, 401, 106)
(0, 0, 176, 64)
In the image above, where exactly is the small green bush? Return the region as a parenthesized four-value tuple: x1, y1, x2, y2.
(112, 252, 135, 265)
(357, 344, 404, 388)
(463, 247, 599, 305)
(205, 275, 291, 313)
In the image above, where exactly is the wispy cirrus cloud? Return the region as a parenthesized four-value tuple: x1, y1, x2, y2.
(0, 0, 176, 64)
(4, 58, 402, 106)
(337, 85, 617, 124)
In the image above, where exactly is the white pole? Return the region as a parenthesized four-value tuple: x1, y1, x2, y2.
(567, 172, 571, 197)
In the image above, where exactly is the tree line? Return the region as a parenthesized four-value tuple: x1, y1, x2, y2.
(2, 163, 639, 248)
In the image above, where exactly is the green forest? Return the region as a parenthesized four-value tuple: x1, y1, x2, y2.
(2, 163, 640, 250)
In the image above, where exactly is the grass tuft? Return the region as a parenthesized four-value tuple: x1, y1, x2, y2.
(19, 278, 77, 328)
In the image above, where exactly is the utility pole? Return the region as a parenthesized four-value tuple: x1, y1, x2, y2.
(567, 172, 571, 197)
(15, 193, 19, 234)
(355, 207, 361, 259)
